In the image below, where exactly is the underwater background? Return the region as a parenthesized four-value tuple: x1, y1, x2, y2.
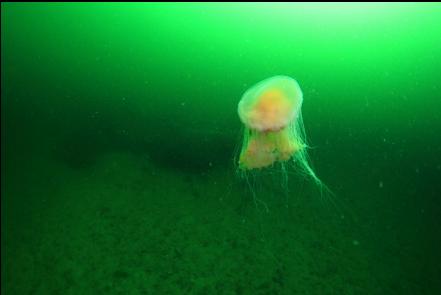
(2, 3, 441, 294)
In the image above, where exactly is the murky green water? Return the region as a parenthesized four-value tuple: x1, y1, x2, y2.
(2, 3, 441, 294)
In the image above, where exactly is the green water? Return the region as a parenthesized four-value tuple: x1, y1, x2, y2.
(2, 3, 441, 294)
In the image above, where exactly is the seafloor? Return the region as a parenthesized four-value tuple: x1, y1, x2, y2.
(3, 141, 437, 295)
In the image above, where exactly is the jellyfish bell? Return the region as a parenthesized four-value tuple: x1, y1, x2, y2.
(238, 76, 303, 133)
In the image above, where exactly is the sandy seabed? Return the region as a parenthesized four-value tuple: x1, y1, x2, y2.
(2, 150, 432, 295)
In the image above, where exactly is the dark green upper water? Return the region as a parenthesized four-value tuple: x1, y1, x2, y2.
(2, 3, 441, 294)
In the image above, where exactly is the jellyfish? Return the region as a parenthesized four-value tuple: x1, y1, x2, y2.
(237, 75, 322, 185)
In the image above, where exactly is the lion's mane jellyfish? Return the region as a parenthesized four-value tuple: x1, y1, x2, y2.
(237, 75, 321, 185)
